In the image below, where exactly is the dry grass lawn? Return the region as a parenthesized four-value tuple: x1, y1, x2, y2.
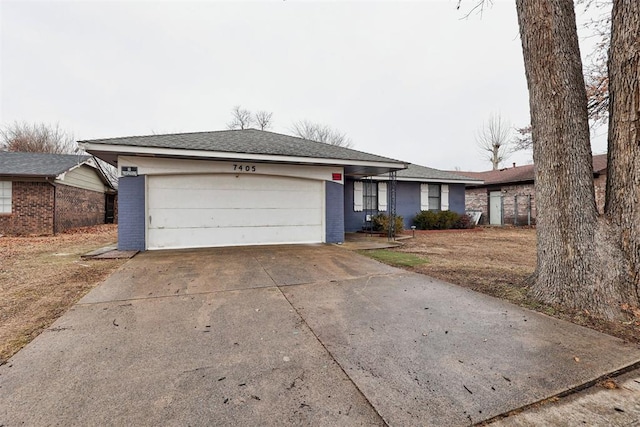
(388, 227, 640, 344)
(0, 224, 126, 364)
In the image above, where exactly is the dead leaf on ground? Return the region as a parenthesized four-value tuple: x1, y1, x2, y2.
(600, 379, 618, 389)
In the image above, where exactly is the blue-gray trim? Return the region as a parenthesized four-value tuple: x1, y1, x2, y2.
(325, 181, 344, 243)
(118, 176, 146, 251)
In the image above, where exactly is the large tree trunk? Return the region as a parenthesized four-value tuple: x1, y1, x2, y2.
(604, 0, 640, 307)
(515, 0, 613, 317)
(515, 0, 640, 320)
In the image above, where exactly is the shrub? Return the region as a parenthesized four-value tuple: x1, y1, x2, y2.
(413, 210, 439, 230)
(413, 210, 474, 230)
(436, 210, 459, 230)
(371, 213, 404, 236)
(453, 213, 475, 229)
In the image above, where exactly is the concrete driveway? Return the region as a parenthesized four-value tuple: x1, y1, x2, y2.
(1, 245, 639, 426)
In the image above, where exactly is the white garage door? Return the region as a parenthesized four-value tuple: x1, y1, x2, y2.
(147, 174, 324, 249)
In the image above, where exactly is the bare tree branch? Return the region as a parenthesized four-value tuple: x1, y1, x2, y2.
(226, 105, 254, 130)
(513, 124, 533, 151)
(291, 120, 353, 148)
(0, 121, 77, 154)
(475, 113, 513, 170)
(456, 0, 494, 19)
(254, 110, 273, 130)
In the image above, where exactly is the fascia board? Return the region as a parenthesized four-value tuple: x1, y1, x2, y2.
(79, 142, 406, 170)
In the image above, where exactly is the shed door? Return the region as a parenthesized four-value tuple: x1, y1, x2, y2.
(147, 174, 324, 249)
(489, 191, 502, 225)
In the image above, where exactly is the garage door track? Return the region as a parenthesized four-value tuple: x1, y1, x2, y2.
(1, 245, 639, 426)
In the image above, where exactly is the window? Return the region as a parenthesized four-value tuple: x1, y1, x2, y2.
(363, 181, 378, 211)
(428, 184, 440, 211)
(0, 181, 11, 213)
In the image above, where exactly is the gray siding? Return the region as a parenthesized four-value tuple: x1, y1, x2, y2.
(344, 180, 421, 231)
(396, 181, 421, 229)
(344, 179, 468, 232)
(344, 179, 363, 232)
(118, 176, 146, 251)
(448, 183, 466, 215)
(325, 181, 344, 243)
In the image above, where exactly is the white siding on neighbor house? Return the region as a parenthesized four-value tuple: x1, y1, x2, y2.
(147, 174, 324, 249)
(56, 165, 106, 193)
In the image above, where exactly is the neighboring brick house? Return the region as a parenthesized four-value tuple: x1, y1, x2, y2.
(0, 152, 117, 236)
(457, 154, 607, 226)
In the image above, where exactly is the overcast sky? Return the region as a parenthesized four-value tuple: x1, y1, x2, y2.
(1, 0, 607, 171)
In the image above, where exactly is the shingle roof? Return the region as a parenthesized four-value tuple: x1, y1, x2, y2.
(456, 154, 608, 186)
(397, 164, 482, 182)
(0, 152, 91, 177)
(79, 129, 405, 164)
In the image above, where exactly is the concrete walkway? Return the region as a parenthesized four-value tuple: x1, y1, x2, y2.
(1, 245, 639, 426)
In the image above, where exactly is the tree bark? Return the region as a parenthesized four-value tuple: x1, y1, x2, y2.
(515, 0, 610, 315)
(516, 0, 640, 319)
(604, 0, 640, 306)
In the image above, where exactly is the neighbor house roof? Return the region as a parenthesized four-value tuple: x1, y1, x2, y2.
(79, 129, 406, 176)
(457, 154, 607, 187)
(0, 151, 91, 177)
(395, 164, 483, 184)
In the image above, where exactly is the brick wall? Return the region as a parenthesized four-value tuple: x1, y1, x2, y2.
(465, 183, 537, 225)
(54, 184, 106, 233)
(465, 187, 489, 223)
(0, 181, 54, 235)
(118, 176, 146, 251)
(325, 180, 344, 243)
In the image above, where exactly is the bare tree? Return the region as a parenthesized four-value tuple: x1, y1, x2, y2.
(475, 113, 513, 170)
(291, 120, 353, 148)
(254, 110, 273, 130)
(226, 105, 253, 130)
(0, 122, 76, 154)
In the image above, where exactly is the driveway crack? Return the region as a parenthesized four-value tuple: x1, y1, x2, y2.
(275, 285, 389, 427)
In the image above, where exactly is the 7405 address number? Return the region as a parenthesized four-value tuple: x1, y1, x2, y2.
(233, 164, 256, 172)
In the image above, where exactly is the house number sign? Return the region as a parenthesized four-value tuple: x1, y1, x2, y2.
(233, 164, 257, 172)
(121, 166, 138, 177)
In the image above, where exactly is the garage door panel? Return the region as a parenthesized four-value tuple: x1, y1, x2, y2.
(149, 207, 322, 229)
(148, 225, 323, 249)
(149, 174, 320, 192)
(147, 174, 324, 249)
(149, 188, 321, 210)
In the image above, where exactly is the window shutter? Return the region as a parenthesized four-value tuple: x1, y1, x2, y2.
(353, 181, 363, 212)
(378, 182, 387, 211)
(420, 183, 429, 211)
(441, 184, 449, 211)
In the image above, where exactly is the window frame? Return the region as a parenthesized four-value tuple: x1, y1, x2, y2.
(362, 181, 378, 211)
(0, 181, 12, 214)
(428, 183, 441, 211)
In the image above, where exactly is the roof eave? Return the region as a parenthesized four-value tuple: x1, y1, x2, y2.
(79, 142, 408, 172)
